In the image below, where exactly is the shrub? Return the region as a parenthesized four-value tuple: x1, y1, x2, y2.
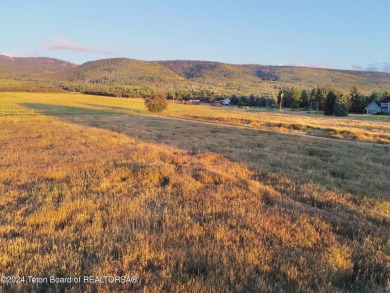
(373, 111, 390, 116)
(144, 94, 168, 113)
(291, 101, 300, 109)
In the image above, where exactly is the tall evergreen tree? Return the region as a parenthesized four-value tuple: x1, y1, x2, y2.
(308, 88, 316, 104)
(300, 90, 309, 108)
(290, 88, 301, 109)
(324, 90, 337, 116)
(369, 91, 380, 103)
(248, 94, 256, 106)
(349, 86, 366, 113)
(314, 87, 326, 102)
(334, 94, 349, 116)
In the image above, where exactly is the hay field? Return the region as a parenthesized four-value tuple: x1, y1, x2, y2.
(0, 93, 389, 292)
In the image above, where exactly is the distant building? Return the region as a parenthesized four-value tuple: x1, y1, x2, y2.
(185, 100, 201, 105)
(222, 98, 230, 105)
(379, 97, 390, 112)
(365, 97, 390, 114)
(365, 101, 381, 114)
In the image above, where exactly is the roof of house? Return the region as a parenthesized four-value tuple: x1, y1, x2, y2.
(365, 101, 381, 109)
(379, 96, 390, 103)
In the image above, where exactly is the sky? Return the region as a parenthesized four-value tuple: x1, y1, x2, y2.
(1, 0, 390, 72)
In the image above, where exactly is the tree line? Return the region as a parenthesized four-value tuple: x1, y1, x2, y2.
(166, 90, 275, 107)
(277, 86, 389, 116)
(61, 83, 389, 117)
(168, 86, 389, 116)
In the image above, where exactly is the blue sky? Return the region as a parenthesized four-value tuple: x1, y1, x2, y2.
(1, 0, 389, 72)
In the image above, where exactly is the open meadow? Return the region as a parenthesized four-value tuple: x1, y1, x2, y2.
(0, 92, 389, 292)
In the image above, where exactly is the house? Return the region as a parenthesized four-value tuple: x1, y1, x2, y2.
(365, 97, 390, 114)
(379, 97, 390, 112)
(365, 101, 381, 114)
(222, 98, 230, 106)
(185, 99, 201, 105)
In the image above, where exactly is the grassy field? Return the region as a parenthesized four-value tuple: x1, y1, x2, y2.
(3, 92, 389, 144)
(0, 92, 389, 292)
(163, 104, 390, 144)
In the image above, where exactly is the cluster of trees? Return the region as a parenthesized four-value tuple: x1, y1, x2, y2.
(347, 87, 390, 113)
(228, 94, 275, 107)
(166, 89, 219, 102)
(277, 87, 336, 110)
(144, 85, 390, 116)
(277, 86, 390, 116)
(164, 86, 390, 117)
(165, 90, 275, 107)
(61, 82, 388, 117)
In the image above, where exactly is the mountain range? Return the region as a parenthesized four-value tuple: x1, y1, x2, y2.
(1, 55, 390, 96)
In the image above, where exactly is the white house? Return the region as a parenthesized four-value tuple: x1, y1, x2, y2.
(379, 97, 390, 112)
(222, 98, 230, 106)
(365, 101, 381, 114)
(366, 97, 390, 114)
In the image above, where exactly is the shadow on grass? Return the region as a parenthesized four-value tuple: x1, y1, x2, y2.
(20, 103, 390, 202)
(79, 102, 145, 113)
(21, 103, 121, 116)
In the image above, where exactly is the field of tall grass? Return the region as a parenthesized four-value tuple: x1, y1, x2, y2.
(0, 93, 389, 292)
(3, 92, 389, 144)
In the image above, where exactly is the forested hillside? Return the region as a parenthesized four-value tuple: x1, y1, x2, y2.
(1, 55, 390, 96)
(161, 60, 390, 94)
(0, 55, 75, 78)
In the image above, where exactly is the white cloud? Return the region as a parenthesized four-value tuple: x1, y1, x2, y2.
(43, 37, 112, 55)
(350, 62, 390, 73)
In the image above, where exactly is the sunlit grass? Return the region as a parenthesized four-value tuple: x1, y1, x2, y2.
(1, 92, 389, 144)
(0, 92, 389, 292)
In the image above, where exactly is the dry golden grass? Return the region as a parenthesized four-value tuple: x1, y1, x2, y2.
(1, 92, 389, 144)
(162, 104, 390, 144)
(0, 93, 389, 292)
